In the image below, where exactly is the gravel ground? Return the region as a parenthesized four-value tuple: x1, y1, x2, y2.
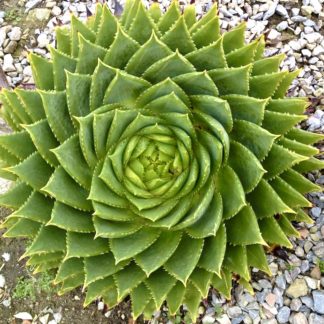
(0, 0, 323, 323)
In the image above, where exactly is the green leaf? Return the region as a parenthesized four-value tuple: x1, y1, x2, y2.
(40, 91, 74, 143)
(278, 215, 300, 238)
(224, 245, 250, 280)
(0, 182, 32, 209)
(280, 169, 320, 194)
(130, 283, 151, 319)
(262, 144, 307, 179)
(164, 235, 203, 285)
(0, 130, 35, 161)
(262, 111, 306, 136)
(161, 16, 196, 54)
(54, 258, 84, 284)
(279, 137, 319, 157)
(24, 226, 66, 257)
(246, 244, 270, 275)
(249, 72, 287, 98)
(149, 2, 162, 22)
(145, 269, 176, 308)
(166, 281, 186, 315)
(273, 69, 301, 98)
(12, 191, 53, 224)
(76, 35, 107, 74)
(189, 268, 213, 297)
(66, 72, 91, 123)
(183, 282, 202, 321)
(258, 217, 293, 248)
(103, 71, 151, 106)
(191, 16, 220, 48)
(228, 140, 265, 193)
(90, 60, 116, 111)
(226, 205, 265, 246)
(173, 72, 219, 96)
(269, 177, 311, 208)
(136, 78, 190, 108)
(114, 262, 146, 300)
(126, 31, 172, 76)
(9, 152, 53, 190)
(157, 0, 181, 34)
(222, 22, 246, 54)
(184, 4, 196, 28)
(230, 120, 278, 160)
(110, 228, 161, 263)
(66, 232, 109, 259)
(104, 26, 140, 69)
(209, 65, 251, 95)
(55, 27, 71, 55)
(53, 135, 92, 189)
(128, 1, 159, 44)
(252, 54, 285, 75)
(29, 53, 54, 90)
(93, 201, 137, 222)
(186, 192, 222, 239)
(70, 15, 95, 58)
(84, 252, 128, 286)
(23, 120, 59, 167)
(59, 272, 84, 295)
(93, 216, 142, 239)
(134, 230, 182, 276)
(247, 179, 293, 219)
(95, 5, 117, 48)
(218, 165, 245, 219)
(3, 218, 40, 238)
(143, 51, 195, 84)
(226, 40, 259, 67)
(2, 90, 32, 125)
(222, 94, 267, 125)
(185, 37, 227, 70)
(266, 98, 308, 115)
(189, 3, 217, 34)
(84, 276, 115, 306)
(293, 157, 324, 173)
(42, 166, 92, 211)
(211, 269, 232, 299)
(49, 47, 77, 91)
(48, 202, 94, 233)
(192, 95, 232, 132)
(285, 128, 324, 145)
(15, 89, 45, 122)
(198, 224, 226, 275)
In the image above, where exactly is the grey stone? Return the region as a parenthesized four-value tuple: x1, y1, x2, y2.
(27, 8, 51, 22)
(216, 314, 231, 324)
(3, 40, 17, 54)
(301, 295, 314, 308)
(275, 4, 288, 17)
(311, 207, 322, 218)
(25, 0, 42, 12)
(313, 291, 324, 314)
(305, 277, 319, 290)
(286, 279, 308, 298)
(313, 242, 324, 258)
(290, 313, 308, 324)
(227, 306, 242, 318)
(8, 27, 21, 41)
(277, 306, 290, 323)
(202, 315, 215, 324)
(277, 21, 288, 31)
(276, 275, 286, 290)
(309, 313, 324, 324)
(2, 54, 15, 72)
(300, 260, 310, 273)
(259, 279, 272, 289)
(290, 298, 302, 311)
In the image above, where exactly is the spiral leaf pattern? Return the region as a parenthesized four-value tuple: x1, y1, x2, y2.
(0, 0, 323, 320)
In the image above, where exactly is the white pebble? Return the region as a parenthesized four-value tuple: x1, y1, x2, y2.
(14, 312, 33, 320)
(268, 29, 281, 40)
(277, 21, 288, 31)
(1, 253, 10, 262)
(0, 274, 5, 288)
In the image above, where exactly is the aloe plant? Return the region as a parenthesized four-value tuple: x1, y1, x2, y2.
(0, 0, 323, 320)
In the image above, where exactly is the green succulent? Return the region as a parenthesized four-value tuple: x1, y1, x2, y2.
(0, 0, 323, 320)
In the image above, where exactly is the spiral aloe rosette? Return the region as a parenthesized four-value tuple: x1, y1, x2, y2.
(0, 0, 323, 320)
